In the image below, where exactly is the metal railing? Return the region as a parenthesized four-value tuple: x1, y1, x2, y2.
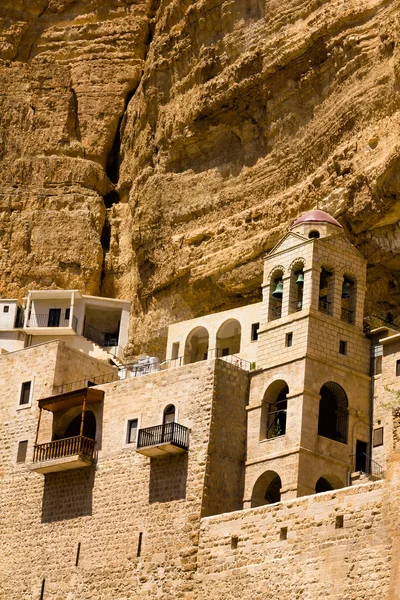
(27, 314, 78, 329)
(350, 453, 385, 481)
(52, 371, 120, 395)
(270, 305, 282, 320)
(158, 348, 253, 372)
(83, 323, 119, 348)
(33, 435, 95, 463)
(137, 422, 189, 451)
(341, 307, 353, 324)
(318, 298, 331, 315)
(47, 349, 253, 399)
(291, 300, 303, 312)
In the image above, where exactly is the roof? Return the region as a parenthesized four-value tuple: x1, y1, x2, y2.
(292, 210, 343, 228)
(38, 387, 105, 412)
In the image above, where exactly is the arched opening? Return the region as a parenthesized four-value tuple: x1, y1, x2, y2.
(318, 382, 348, 444)
(269, 269, 284, 321)
(309, 230, 320, 239)
(289, 261, 305, 313)
(315, 474, 345, 494)
(63, 410, 96, 440)
(163, 404, 175, 425)
(216, 319, 241, 357)
(260, 380, 289, 440)
(251, 471, 282, 507)
(184, 326, 209, 364)
(341, 275, 356, 324)
(318, 266, 333, 315)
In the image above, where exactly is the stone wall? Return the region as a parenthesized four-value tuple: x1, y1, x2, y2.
(196, 480, 392, 600)
(0, 357, 249, 600)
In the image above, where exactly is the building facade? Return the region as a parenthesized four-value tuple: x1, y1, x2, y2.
(1, 210, 400, 599)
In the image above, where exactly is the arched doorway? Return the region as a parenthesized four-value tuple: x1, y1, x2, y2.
(318, 382, 348, 444)
(184, 327, 210, 364)
(216, 319, 241, 357)
(63, 410, 96, 440)
(315, 474, 344, 494)
(251, 471, 282, 507)
(260, 380, 289, 440)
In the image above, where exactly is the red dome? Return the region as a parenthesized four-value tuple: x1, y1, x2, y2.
(292, 209, 342, 228)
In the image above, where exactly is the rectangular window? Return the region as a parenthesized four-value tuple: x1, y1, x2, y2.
(65, 308, 70, 320)
(19, 381, 31, 405)
(16, 441, 28, 463)
(127, 419, 138, 444)
(373, 427, 384, 447)
(221, 348, 230, 357)
(397, 360, 400, 377)
(3, 305, 9, 313)
(286, 332, 293, 347)
(251, 323, 260, 342)
(339, 340, 347, 355)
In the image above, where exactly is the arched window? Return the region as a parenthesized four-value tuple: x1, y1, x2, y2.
(317, 382, 348, 444)
(163, 405, 175, 425)
(251, 471, 282, 507)
(309, 230, 320, 239)
(289, 261, 304, 313)
(269, 269, 284, 321)
(341, 275, 356, 324)
(216, 319, 241, 357)
(62, 411, 96, 440)
(315, 474, 344, 494)
(318, 266, 333, 315)
(184, 326, 209, 364)
(260, 381, 289, 440)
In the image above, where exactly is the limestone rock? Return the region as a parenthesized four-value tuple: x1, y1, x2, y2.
(1, 0, 400, 355)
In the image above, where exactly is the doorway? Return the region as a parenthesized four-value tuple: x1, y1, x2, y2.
(48, 308, 61, 327)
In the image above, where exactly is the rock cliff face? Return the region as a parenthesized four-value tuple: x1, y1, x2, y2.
(1, 0, 400, 356)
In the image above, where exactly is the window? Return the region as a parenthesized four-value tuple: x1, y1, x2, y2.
(286, 332, 293, 347)
(397, 360, 400, 377)
(339, 340, 347, 355)
(163, 405, 175, 425)
(373, 427, 384, 447)
(65, 308, 70, 320)
(19, 381, 31, 406)
(309, 230, 320, 239)
(221, 348, 230, 357)
(251, 323, 260, 342)
(371, 345, 383, 375)
(335, 515, 344, 529)
(318, 382, 348, 444)
(16, 441, 28, 463)
(3, 305, 9, 313)
(126, 419, 138, 444)
(280, 527, 288, 541)
(267, 386, 288, 439)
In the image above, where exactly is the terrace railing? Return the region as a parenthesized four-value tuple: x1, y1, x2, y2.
(33, 435, 95, 463)
(27, 314, 78, 329)
(137, 422, 189, 452)
(341, 307, 353, 324)
(318, 298, 331, 315)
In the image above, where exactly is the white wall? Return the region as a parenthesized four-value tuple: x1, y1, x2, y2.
(0, 301, 20, 329)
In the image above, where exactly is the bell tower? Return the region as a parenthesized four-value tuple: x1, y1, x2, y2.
(244, 210, 371, 507)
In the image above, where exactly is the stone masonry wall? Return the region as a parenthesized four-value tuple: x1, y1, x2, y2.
(196, 481, 391, 600)
(0, 357, 249, 600)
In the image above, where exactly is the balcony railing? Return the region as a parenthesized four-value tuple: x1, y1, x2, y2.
(270, 305, 282, 320)
(318, 298, 331, 315)
(83, 323, 119, 348)
(27, 314, 78, 331)
(33, 435, 95, 463)
(137, 422, 189, 454)
(341, 307, 353, 323)
(350, 452, 384, 481)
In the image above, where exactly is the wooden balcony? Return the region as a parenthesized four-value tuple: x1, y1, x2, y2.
(136, 422, 190, 457)
(30, 435, 95, 474)
(30, 387, 104, 475)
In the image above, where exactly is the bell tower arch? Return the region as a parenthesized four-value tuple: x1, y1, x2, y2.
(245, 210, 371, 505)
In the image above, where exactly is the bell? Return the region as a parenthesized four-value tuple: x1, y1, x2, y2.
(296, 272, 304, 285)
(342, 281, 351, 299)
(272, 280, 283, 299)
